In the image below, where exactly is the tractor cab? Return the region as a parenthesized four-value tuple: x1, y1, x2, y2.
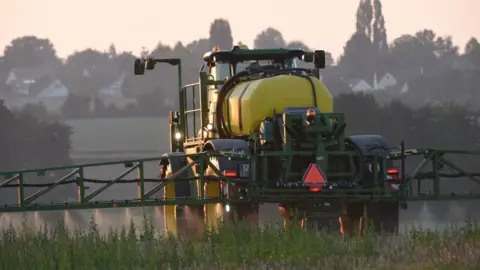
(203, 45, 323, 82)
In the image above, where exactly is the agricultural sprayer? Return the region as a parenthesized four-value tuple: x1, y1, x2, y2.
(1, 45, 480, 236)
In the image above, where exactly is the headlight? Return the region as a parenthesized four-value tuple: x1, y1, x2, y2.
(174, 132, 182, 140)
(206, 123, 214, 131)
(225, 204, 231, 213)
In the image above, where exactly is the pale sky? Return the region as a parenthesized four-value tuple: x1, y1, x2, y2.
(1, 0, 479, 60)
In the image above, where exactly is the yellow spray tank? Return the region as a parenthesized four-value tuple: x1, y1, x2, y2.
(208, 45, 334, 137)
(221, 74, 333, 136)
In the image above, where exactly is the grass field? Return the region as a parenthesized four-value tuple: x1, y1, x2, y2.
(1, 215, 479, 270)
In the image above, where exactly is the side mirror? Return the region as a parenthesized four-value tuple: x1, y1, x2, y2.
(314, 50, 326, 69)
(302, 52, 314, 63)
(146, 58, 155, 70)
(134, 59, 145, 75)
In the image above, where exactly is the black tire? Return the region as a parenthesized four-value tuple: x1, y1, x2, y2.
(346, 135, 393, 188)
(305, 201, 343, 232)
(365, 201, 399, 234)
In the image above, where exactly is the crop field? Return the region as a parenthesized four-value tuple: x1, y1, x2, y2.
(0, 215, 479, 270)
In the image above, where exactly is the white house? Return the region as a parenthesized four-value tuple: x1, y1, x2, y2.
(99, 72, 126, 98)
(349, 79, 373, 92)
(399, 82, 410, 94)
(348, 72, 399, 93)
(37, 80, 68, 98)
(376, 72, 397, 89)
(6, 67, 56, 95)
(98, 72, 137, 108)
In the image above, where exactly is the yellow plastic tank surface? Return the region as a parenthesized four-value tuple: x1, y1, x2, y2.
(222, 74, 333, 136)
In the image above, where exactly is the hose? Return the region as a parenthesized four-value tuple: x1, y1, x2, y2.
(215, 67, 318, 138)
(215, 70, 249, 138)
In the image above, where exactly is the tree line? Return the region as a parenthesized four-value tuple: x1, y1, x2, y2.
(0, 1, 479, 119)
(0, 0, 480, 173)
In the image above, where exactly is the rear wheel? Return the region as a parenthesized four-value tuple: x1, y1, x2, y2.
(202, 140, 259, 228)
(365, 202, 399, 233)
(303, 201, 343, 232)
(339, 201, 399, 236)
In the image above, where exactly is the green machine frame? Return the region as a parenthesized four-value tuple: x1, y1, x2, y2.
(1, 49, 480, 214)
(1, 145, 480, 213)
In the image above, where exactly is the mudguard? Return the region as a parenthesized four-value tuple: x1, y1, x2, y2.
(346, 135, 392, 186)
(203, 139, 251, 198)
(202, 139, 251, 173)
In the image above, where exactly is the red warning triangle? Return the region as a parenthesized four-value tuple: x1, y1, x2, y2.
(302, 163, 327, 186)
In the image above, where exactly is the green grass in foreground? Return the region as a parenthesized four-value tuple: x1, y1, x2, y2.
(1, 216, 479, 270)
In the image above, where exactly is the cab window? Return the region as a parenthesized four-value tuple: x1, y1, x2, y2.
(236, 61, 257, 72)
(285, 58, 298, 68)
(210, 62, 231, 81)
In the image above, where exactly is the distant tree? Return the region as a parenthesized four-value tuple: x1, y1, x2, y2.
(324, 52, 335, 67)
(0, 57, 12, 96)
(122, 42, 176, 105)
(434, 36, 459, 57)
(108, 43, 117, 58)
(0, 102, 74, 204)
(120, 74, 141, 99)
(415, 29, 459, 59)
(371, 0, 388, 55)
(172, 42, 199, 82)
(465, 37, 480, 67)
(287, 41, 310, 51)
(135, 86, 169, 116)
(388, 34, 437, 71)
(335, 93, 480, 163)
(114, 51, 136, 75)
(0, 56, 8, 79)
(415, 29, 437, 50)
(356, 0, 373, 39)
(19, 103, 57, 122)
(149, 42, 173, 58)
(61, 94, 92, 118)
(187, 38, 211, 56)
(0, 101, 72, 170)
(402, 68, 480, 109)
(337, 32, 379, 78)
(3, 36, 60, 68)
(209, 19, 234, 50)
(286, 41, 335, 67)
(254, 28, 286, 49)
(334, 92, 381, 134)
(60, 48, 117, 114)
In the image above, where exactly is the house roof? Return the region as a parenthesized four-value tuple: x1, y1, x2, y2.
(7, 66, 56, 84)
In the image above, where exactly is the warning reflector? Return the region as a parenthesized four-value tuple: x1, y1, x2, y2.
(302, 163, 327, 191)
